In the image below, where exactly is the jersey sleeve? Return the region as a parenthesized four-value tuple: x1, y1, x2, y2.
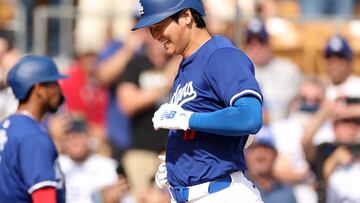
(19, 133, 58, 194)
(204, 48, 262, 106)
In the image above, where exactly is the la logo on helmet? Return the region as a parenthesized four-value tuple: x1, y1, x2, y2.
(139, 0, 144, 15)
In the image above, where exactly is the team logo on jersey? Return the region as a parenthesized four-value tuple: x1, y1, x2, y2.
(0, 129, 8, 151)
(0, 119, 10, 163)
(170, 81, 197, 106)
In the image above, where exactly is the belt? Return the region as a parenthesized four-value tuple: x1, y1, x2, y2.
(169, 174, 233, 203)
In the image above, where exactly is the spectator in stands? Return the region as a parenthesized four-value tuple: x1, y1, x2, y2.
(301, 98, 354, 164)
(0, 29, 18, 120)
(301, 35, 360, 163)
(324, 143, 360, 203)
(94, 20, 149, 161)
(324, 35, 360, 101)
(300, 0, 356, 19)
(58, 116, 134, 203)
(301, 35, 360, 161)
(246, 133, 297, 203)
(301, 94, 360, 202)
(271, 77, 325, 203)
(60, 49, 109, 153)
(116, 29, 179, 200)
(244, 18, 302, 122)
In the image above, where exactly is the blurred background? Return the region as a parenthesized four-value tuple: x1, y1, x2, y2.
(1, 0, 360, 203)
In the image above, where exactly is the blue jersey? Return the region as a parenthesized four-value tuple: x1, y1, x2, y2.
(0, 114, 65, 203)
(167, 36, 262, 187)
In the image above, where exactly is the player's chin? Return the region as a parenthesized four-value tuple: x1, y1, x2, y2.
(48, 103, 60, 113)
(164, 45, 176, 55)
(48, 96, 64, 113)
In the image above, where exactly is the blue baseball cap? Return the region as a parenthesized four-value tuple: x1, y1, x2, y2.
(132, 0, 206, 31)
(324, 35, 353, 60)
(246, 18, 269, 43)
(66, 117, 88, 134)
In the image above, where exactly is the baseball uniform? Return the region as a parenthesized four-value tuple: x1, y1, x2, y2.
(0, 114, 65, 203)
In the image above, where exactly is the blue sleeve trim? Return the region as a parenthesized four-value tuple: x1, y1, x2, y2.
(189, 96, 262, 136)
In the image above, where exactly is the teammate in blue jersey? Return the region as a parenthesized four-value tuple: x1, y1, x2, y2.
(132, 0, 264, 202)
(0, 55, 67, 203)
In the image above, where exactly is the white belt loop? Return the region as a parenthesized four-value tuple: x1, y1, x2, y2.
(187, 181, 210, 201)
(230, 170, 244, 182)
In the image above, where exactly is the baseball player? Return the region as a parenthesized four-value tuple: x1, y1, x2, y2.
(0, 55, 66, 203)
(132, 0, 264, 202)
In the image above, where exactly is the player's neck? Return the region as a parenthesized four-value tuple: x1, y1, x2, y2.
(17, 103, 44, 122)
(182, 29, 212, 58)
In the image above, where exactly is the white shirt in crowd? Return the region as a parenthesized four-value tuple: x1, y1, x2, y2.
(271, 113, 334, 203)
(0, 87, 17, 121)
(59, 154, 118, 203)
(326, 75, 360, 100)
(326, 161, 360, 203)
(255, 57, 302, 122)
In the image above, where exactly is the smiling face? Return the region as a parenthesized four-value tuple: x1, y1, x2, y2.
(149, 10, 192, 57)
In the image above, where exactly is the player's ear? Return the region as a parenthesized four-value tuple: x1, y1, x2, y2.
(181, 9, 192, 25)
(34, 83, 46, 100)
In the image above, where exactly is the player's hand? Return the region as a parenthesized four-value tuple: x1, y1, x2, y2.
(152, 103, 193, 130)
(155, 155, 169, 189)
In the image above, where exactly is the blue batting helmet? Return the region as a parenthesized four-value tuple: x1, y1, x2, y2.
(132, 0, 206, 31)
(7, 55, 68, 100)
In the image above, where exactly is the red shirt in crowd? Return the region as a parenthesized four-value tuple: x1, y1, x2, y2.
(60, 61, 108, 126)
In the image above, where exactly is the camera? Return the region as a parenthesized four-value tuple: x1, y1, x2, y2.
(321, 142, 360, 157)
(342, 97, 360, 123)
(344, 97, 360, 105)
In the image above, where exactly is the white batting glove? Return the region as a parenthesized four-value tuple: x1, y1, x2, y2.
(152, 103, 193, 131)
(155, 155, 169, 189)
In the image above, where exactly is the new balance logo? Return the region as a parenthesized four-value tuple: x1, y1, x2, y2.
(160, 111, 177, 120)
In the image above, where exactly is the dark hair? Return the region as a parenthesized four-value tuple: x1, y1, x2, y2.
(170, 8, 206, 28)
(18, 81, 57, 103)
(18, 86, 34, 103)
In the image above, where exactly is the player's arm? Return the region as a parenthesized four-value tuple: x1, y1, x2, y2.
(188, 48, 262, 136)
(153, 95, 262, 136)
(32, 187, 57, 203)
(189, 96, 262, 136)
